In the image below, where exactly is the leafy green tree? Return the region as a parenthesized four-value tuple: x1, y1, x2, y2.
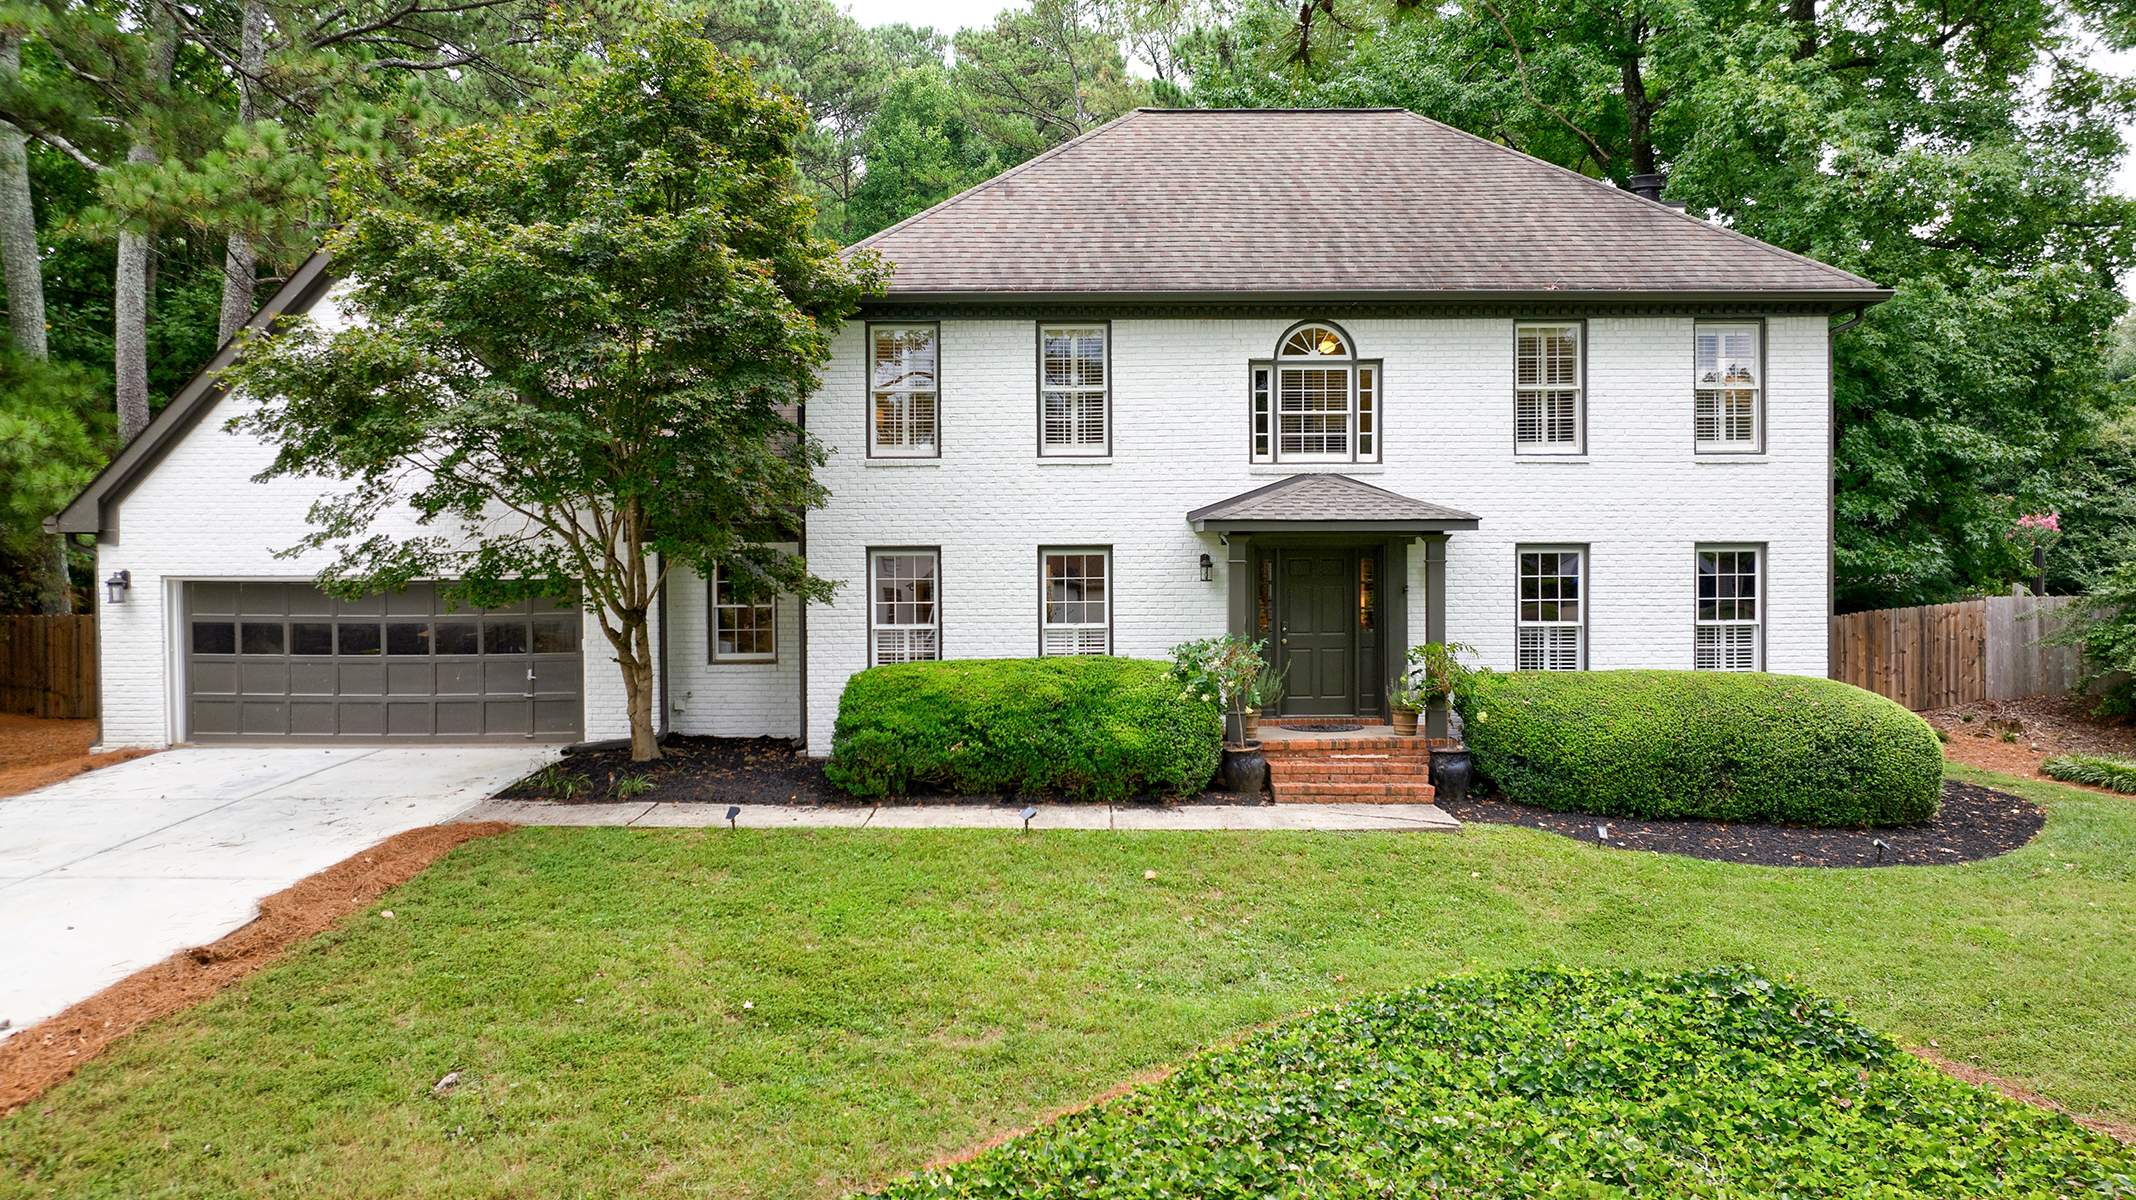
(849, 64, 1005, 238)
(1192, 0, 2136, 611)
(0, 348, 110, 613)
(953, 0, 1151, 157)
(223, 21, 886, 760)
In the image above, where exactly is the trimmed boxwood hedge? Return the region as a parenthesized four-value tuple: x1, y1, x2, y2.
(824, 657, 1222, 800)
(875, 966, 2136, 1198)
(1458, 670, 1942, 826)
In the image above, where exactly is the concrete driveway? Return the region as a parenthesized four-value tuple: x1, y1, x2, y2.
(0, 745, 555, 1041)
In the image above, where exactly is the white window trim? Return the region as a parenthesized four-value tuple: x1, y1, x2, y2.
(1693, 320, 1764, 454)
(1249, 322, 1381, 465)
(1694, 544, 1763, 671)
(1515, 545, 1587, 671)
(1037, 323, 1110, 458)
(1039, 546, 1112, 656)
(1514, 321, 1585, 456)
(868, 547, 941, 666)
(708, 563, 777, 663)
(868, 323, 940, 459)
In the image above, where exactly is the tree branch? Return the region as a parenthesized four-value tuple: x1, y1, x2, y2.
(1478, 0, 1612, 167)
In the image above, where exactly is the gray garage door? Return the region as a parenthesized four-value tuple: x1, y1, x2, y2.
(185, 582, 584, 743)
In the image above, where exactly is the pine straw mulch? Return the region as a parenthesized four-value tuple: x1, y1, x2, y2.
(1923, 694, 2136, 792)
(0, 822, 512, 1118)
(0, 714, 157, 800)
(491, 734, 1267, 807)
(1442, 780, 2043, 868)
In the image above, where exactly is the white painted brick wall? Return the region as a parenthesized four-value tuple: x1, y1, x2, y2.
(664, 562, 801, 739)
(793, 313, 1830, 752)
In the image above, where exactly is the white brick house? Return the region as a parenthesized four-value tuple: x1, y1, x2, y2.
(53, 108, 1887, 752)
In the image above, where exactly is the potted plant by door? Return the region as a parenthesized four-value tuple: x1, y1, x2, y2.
(1168, 634, 1271, 793)
(1243, 661, 1288, 741)
(1386, 681, 1423, 736)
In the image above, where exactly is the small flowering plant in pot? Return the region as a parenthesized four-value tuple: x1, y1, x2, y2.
(1168, 634, 1272, 792)
(1385, 681, 1424, 736)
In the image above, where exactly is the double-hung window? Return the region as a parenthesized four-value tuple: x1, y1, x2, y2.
(1516, 548, 1585, 670)
(1041, 549, 1110, 655)
(1514, 324, 1583, 453)
(1251, 323, 1380, 463)
(869, 550, 939, 664)
(1695, 546, 1761, 670)
(710, 563, 775, 662)
(1694, 322, 1761, 451)
(870, 324, 939, 457)
(1040, 325, 1108, 455)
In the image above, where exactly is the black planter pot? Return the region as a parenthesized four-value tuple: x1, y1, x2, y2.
(1219, 741, 1268, 794)
(1429, 747, 1473, 804)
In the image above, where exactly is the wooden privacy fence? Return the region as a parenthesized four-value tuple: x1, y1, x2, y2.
(0, 615, 98, 720)
(1829, 592, 2086, 711)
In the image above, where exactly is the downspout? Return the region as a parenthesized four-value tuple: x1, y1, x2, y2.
(656, 551, 671, 742)
(1825, 304, 1865, 676)
(796, 399, 809, 753)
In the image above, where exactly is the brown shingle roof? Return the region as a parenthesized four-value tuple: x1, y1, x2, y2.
(852, 109, 1884, 301)
(1188, 474, 1481, 531)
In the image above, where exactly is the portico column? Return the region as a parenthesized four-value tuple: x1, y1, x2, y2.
(1225, 533, 1253, 637)
(1424, 533, 1448, 738)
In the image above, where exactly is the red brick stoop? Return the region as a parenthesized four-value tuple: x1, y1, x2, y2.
(1260, 732, 1440, 804)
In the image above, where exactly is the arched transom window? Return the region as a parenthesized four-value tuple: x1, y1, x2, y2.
(1251, 323, 1380, 463)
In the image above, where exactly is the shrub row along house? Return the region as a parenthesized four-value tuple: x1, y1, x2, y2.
(51, 108, 1888, 751)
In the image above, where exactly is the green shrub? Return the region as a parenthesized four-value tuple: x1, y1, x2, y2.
(2042, 751, 2136, 794)
(824, 657, 1222, 800)
(874, 966, 2136, 1199)
(1458, 670, 1942, 826)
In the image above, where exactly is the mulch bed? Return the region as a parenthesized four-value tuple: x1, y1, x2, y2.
(0, 714, 157, 800)
(494, 734, 1268, 807)
(0, 821, 513, 1116)
(1442, 780, 2043, 868)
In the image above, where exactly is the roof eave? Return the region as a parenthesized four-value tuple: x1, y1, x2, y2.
(48, 250, 339, 538)
(864, 288, 1894, 311)
(1191, 518, 1484, 533)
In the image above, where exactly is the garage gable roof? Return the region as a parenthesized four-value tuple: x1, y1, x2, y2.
(50, 251, 338, 538)
(851, 108, 1887, 304)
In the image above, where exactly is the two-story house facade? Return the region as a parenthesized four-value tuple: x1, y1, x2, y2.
(57, 107, 1887, 753)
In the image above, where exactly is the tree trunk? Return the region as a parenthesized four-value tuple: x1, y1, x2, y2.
(0, 34, 47, 361)
(217, 0, 268, 344)
(1789, 0, 1817, 60)
(39, 534, 70, 616)
(115, 16, 176, 444)
(1619, 27, 1660, 177)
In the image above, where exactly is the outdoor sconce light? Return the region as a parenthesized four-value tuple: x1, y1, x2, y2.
(1199, 553, 1213, 582)
(104, 569, 131, 605)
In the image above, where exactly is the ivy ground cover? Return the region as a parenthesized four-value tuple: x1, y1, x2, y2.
(881, 966, 2135, 1198)
(1, 764, 2131, 1198)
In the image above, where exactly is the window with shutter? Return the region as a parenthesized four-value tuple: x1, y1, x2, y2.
(1514, 324, 1582, 453)
(870, 325, 939, 457)
(1250, 322, 1381, 464)
(1041, 550, 1110, 655)
(1694, 547, 1761, 670)
(1039, 325, 1108, 455)
(1694, 323, 1760, 451)
(870, 551, 939, 664)
(1516, 548, 1585, 670)
(709, 563, 775, 662)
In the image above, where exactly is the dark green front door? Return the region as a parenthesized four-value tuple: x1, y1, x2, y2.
(1276, 550, 1356, 715)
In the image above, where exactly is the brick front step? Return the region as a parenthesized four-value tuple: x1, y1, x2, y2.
(1271, 760, 1431, 777)
(1275, 780, 1438, 802)
(1259, 736, 1436, 755)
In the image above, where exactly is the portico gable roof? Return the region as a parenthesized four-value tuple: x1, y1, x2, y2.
(1187, 474, 1480, 534)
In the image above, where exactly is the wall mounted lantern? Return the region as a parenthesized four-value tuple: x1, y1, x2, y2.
(1198, 553, 1213, 582)
(104, 569, 131, 605)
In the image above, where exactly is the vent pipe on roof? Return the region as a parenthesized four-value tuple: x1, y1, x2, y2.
(1627, 173, 1666, 201)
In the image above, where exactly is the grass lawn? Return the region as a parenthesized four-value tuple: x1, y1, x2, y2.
(2, 762, 2131, 1198)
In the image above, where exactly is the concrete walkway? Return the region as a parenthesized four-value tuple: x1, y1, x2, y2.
(0, 745, 556, 1040)
(463, 797, 1461, 832)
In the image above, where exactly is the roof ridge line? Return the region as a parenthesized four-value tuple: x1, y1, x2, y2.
(1383, 110, 1879, 291)
(845, 110, 1150, 254)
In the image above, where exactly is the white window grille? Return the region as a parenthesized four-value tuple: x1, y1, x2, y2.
(1250, 323, 1381, 464)
(710, 563, 775, 661)
(871, 325, 938, 456)
(1041, 550, 1110, 655)
(1516, 548, 1584, 670)
(1694, 323, 1760, 450)
(1040, 325, 1107, 455)
(1695, 547, 1760, 670)
(1515, 324, 1582, 452)
(870, 551, 939, 664)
